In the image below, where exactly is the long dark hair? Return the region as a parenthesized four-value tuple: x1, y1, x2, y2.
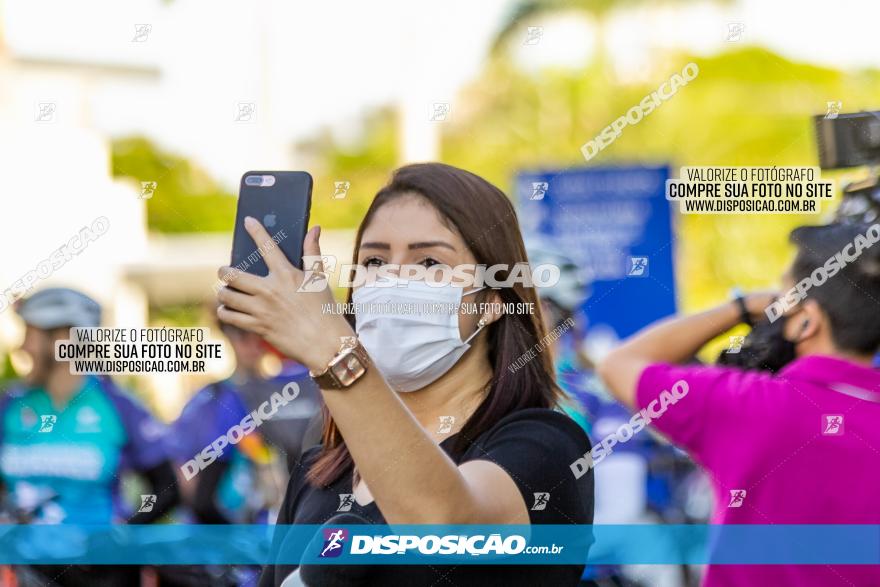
(308, 162, 564, 487)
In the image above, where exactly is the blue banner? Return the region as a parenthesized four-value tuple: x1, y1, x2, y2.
(0, 525, 878, 565)
(517, 165, 676, 341)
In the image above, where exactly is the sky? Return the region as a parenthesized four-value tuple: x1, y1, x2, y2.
(2, 0, 878, 188)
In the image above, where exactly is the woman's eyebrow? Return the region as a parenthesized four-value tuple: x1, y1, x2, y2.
(359, 242, 391, 250)
(359, 240, 457, 251)
(409, 241, 457, 251)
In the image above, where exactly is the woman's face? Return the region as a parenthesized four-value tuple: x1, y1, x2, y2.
(356, 193, 483, 340)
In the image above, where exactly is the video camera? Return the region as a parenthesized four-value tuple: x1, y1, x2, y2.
(715, 111, 880, 372)
(815, 110, 880, 223)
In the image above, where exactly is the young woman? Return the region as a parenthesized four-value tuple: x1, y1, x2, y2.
(216, 163, 594, 586)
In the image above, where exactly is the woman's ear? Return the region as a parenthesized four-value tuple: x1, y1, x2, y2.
(480, 289, 505, 327)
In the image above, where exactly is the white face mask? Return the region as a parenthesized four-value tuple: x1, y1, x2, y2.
(352, 277, 486, 392)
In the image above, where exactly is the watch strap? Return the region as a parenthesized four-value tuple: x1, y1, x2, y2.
(310, 338, 370, 390)
(732, 291, 753, 327)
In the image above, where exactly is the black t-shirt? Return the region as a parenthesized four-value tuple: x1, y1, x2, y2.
(259, 408, 594, 587)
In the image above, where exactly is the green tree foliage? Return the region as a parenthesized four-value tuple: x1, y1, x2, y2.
(442, 47, 880, 312)
(111, 136, 237, 233)
(296, 106, 399, 232)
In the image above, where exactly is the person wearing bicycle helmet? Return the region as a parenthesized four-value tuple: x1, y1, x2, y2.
(0, 288, 180, 526)
(526, 240, 595, 432)
(528, 242, 652, 587)
(168, 317, 284, 526)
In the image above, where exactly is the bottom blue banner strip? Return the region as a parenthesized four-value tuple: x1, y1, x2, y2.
(0, 525, 876, 565)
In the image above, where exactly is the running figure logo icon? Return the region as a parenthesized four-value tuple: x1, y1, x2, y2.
(825, 101, 842, 120)
(336, 494, 355, 512)
(531, 492, 550, 511)
(140, 181, 157, 200)
(728, 489, 747, 508)
(39, 415, 57, 432)
(725, 22, 744, 42)
(437, 415, 455, 434)
(332, 181, 350, 199)
(822, 414, 844, 436)
(138, 494, 157, 513)
(35, 102, 56, 123)
(298, 258, 331, 292)
(727, 336, 745, 354)
(524, 26, 543, 45)
(132, 24, 152, 42)
(530, 182, 548, 200)
(319, 528, 349, 558)
(430, 103, 450, 122)
(627, 256, 649, 277)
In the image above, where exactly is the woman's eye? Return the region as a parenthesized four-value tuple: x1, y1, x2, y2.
(362, 257, 385, 267)
(419, 258, 443, 268)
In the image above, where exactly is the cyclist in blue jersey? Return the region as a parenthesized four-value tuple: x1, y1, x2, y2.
(0, 288, 180, 586)
(169, 320, 288, 525)
(528, 243, 642, 587)
(526, 241, 595, 431)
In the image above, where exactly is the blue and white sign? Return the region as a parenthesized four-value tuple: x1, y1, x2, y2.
(517, 164, 677, 342)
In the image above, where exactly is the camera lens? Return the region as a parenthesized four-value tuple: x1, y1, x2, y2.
(245, 175, 262, 186)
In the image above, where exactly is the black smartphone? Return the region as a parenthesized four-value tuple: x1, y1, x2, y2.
(231, 171, 313, 275)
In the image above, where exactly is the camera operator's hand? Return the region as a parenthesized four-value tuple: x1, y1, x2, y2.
(742, 291, 780, 323)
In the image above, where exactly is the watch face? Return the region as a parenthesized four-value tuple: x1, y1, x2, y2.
(331, 351, 366, 387)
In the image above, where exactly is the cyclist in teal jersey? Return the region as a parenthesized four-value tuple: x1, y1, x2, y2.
(0, 288, 180, 527)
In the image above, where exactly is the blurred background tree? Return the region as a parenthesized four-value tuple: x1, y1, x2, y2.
(442, 45, 877, 314)
(110, 44, 880, 322)
(111, 136, 237, 233)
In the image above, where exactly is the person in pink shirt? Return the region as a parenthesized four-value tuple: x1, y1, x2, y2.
(598, 222, 880, 586)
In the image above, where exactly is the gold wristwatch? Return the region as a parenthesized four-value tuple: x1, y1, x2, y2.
(309, 337, 371, 389)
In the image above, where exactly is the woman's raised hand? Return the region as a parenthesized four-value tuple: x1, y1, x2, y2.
(216, 216, 353, 371)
